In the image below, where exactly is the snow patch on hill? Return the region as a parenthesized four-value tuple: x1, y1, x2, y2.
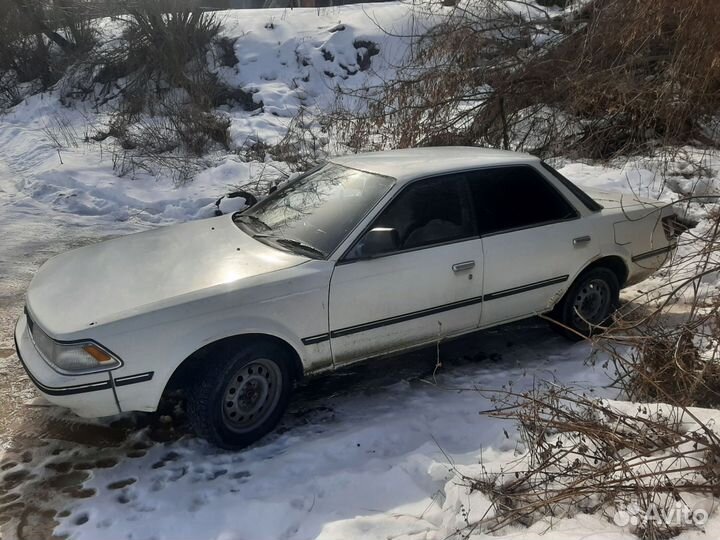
(0, 3, 434, 227)
(216, 4, 423, 147)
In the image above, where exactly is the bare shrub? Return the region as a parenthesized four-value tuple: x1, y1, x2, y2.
(593, 190, 720, 408)
(109, 97, 230, 184)
(0, 71, 22, 109)
(115, 2, 221, 109)
(43, 1, 250, 113)
(456, 264, 720, 538)
(50, 0, 99, 53)
(265, 108, 328, 172)
(0, 0, 99, 102)
(471, 385, 720, 539)
(332, 0, 720, 158)
(0, 33, 53, 89)
(607, 325, 720, 409)
(215, 36, 238, 68)
(54, 1, 254, 180)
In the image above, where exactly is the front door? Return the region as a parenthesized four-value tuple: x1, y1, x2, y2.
(328, 173, 484, 365)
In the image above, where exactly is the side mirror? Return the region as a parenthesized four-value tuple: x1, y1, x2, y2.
(359, 227, 400, 258)
(215, 190, 258, 216)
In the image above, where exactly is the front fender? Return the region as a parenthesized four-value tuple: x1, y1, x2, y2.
(172, 314, 307, 369)
(107, 313, 324, 414)
(86, 262, 334, 414)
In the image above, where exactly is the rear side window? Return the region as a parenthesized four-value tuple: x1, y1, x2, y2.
(540, 161, 603, 212)
(468, 166, 578, 235)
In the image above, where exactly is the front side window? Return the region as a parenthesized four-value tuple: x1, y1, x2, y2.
(234, 163, 395, 258)
(468, 166, 578, 236)
(349, 174, 475, 259)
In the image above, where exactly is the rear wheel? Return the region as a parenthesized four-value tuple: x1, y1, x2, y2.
(549, 267, 620, 341)
(186, 340, 294, 449)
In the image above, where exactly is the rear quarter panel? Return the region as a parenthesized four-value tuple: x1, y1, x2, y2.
(612, 204, 675, 284)
(564, 211, 634, 290)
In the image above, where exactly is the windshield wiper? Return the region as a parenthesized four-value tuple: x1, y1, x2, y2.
(233, 213, 272, 232)
(247, 230, 326, 259)
(272, 237, 326, 259)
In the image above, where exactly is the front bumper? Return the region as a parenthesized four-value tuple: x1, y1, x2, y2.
(14, 314, 121, 417)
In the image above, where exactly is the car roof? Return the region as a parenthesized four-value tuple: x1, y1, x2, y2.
(329, 147, 540, 183)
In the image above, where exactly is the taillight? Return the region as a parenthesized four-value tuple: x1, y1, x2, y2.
(662, 214, 690, 240)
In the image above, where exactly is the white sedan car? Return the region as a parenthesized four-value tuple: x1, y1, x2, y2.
(15, 147, 679, 448)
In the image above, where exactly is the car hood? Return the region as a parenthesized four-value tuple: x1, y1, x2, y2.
(26, 215, 307, 337)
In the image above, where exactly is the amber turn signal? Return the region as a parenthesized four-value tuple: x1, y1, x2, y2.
(82, 344, 113, 363)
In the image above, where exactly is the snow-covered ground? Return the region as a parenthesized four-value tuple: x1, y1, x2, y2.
(52, 330, 612, 540)
(2, 3, 720, 540)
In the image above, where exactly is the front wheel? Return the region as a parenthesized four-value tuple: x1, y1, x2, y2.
(186, 340, 294, 449)
(549, 267, 620, 341)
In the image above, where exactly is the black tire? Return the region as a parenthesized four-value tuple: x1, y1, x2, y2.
(186, 340, 294, 449)
(549, 267, 620, 341)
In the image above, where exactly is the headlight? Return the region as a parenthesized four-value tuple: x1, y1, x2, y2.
(50, 342, 121, 374)
(28, 316, 121, 375)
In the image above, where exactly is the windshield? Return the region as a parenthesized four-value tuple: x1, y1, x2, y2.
(234, 163, 396, 258)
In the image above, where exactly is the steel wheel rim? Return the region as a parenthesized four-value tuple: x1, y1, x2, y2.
(572, 278, 611, 327)
(222, 358, 282, 433)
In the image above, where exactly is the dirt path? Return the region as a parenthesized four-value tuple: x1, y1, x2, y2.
(0, 156, 151, 538)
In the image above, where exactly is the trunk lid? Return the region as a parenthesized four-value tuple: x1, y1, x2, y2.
(584, 189, 664, 213)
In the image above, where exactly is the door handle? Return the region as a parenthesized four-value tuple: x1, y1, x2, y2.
(573, 235, 591, 246)
(452, 260, 475, 272)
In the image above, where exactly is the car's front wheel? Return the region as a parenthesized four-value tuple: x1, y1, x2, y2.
(186, 340, 294, 449)
(549, 267, 620, 341)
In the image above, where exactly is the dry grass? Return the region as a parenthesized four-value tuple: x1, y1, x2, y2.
(610, 328, 720, 408)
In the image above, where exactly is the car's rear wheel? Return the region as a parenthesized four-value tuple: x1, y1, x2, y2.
(186, 340, 294, 449)
(549, 267, 620, 341)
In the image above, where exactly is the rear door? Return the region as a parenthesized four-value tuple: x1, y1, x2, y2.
(328, 173, 484, 365)
(469, 165, 597, 327)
